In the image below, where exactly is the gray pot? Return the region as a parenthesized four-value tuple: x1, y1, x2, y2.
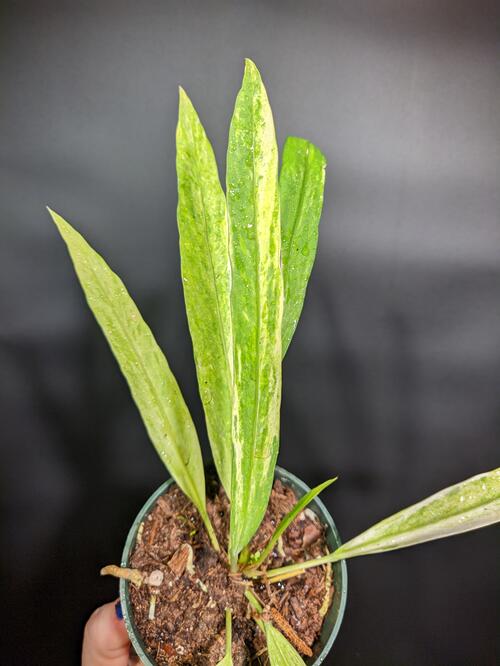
(119, 466, 347, 665)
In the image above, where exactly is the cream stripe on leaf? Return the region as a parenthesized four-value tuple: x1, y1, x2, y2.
(226, 60, 283, 569)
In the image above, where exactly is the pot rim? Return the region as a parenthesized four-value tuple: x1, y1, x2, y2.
(119, 466, 347, 665)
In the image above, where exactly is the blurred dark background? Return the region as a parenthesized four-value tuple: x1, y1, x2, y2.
(1, 1, 499, 664)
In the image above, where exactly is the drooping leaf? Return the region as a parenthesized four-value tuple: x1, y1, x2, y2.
(247, 477, 337, 571)
(280, 136, 326, 356)
(176, 88, 233, 496)
(216, 608, 233, 665)
(263, 468, 500, 580)
(226, 59, 283, 567)
(265, 622, 306, 666)
(48, 208, 219, 550)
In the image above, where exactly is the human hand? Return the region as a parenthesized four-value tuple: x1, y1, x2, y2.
(82, 600, 141, 666)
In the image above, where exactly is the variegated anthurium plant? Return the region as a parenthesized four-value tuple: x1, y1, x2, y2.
(49, 60, 500, 665)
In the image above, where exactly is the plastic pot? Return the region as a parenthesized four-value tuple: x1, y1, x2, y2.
(119, 466, 347, 665)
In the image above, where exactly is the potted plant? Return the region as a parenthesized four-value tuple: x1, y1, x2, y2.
(48, 60, 500, 665)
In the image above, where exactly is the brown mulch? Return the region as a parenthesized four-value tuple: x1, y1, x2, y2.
(128, 479, 334, 665)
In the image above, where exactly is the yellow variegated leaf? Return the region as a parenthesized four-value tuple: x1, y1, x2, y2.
(264, 468, 500, 580)
(48, 208, 219, 550)
(333, 466, 500, 560)
(226, 60, 283, 568)
(280, 137, 326, 356)
(176, 88, 233, 496)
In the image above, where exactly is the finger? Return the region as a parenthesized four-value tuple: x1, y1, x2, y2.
(82, 600, 131, 666)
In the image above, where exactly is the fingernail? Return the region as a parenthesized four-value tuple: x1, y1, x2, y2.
(115, 601, 123, 620)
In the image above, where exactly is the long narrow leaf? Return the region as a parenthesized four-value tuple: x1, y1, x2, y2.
(263, 468, 500, 580)
(265, 623, 306, 666)
(216, 609, 233, 665)
(333, 466, 500, 559)
(280, 137, 326, 356)
(176, 88, 233, 496)
(226, 59, 283, 567)
(244, 590, 305, 666)
(48, 208, 219, 550)
(248, 477, 337, 570)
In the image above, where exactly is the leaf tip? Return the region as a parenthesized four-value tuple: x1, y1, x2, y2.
(177, 86, 198, 126)
(318, 476, 338, 490)
(178, 85, 191, 110)
(284, 136, 327, 167)
(46, 206, 65, 230)
(243, 58, 260, 80)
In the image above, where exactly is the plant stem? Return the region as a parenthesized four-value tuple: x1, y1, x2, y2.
(225, 608, 232, 656)
(243, 567, 263, 579)
(258, 551, 341, 580)
(202, 512, 221, 552)
(264, 568, 306, 584)
(244, 589, 266, 632)
(244, 588, 264, 613)
(230, 554, 239, 573)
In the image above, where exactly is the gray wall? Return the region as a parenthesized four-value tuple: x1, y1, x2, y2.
(1, 1, 499, 663)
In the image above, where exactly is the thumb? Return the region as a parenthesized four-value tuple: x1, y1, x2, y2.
(82, 600, 132, 666)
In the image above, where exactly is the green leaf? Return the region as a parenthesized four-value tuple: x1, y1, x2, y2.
(48, 208, 219, 550)
(265, 623, 306, 666)
(226, 59, 283, 567)
(176, 88, 233, 496)
(247, 477, 337, 570)
(264, 468, 500, 580)
(244, 590, 306, 666)
(216, 609, 233, 666)
(333, 466, 500, 559)
(244, 588, 263, 613)
(280, 136, 326, 356)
